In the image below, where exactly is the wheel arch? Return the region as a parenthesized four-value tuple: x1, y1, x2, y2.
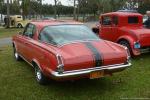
(31, 59, 43, 72)
(117, 36, 135, 47)
(17, 22, 23, 28)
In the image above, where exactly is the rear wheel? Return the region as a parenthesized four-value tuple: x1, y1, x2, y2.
(34, 64, 48, 85)
(119, 40, 132, 56)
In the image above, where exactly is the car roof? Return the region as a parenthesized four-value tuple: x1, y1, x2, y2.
(101, 12, 143, 17)
(30, 20, 83, 28)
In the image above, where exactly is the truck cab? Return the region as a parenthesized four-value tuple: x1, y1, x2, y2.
(98, 11, 150, 56)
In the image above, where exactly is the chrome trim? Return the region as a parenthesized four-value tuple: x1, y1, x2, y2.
(19, 54, 34, 67)
(51, 63, 131, 78)
(56, 54, 64, 66)
(125, 47, 131, 63)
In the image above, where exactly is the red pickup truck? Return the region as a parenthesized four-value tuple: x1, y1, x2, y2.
(95, 11, 150, 56)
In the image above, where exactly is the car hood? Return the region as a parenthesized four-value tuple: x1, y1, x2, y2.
(56, 40, 127, 71)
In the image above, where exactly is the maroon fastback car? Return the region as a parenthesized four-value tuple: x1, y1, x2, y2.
(12, 20, 131, 85)
(94, 11, 150, 56)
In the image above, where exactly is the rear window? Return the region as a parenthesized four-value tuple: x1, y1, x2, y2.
(128, 16, 139, 24)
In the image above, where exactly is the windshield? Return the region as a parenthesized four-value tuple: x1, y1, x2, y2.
(39, 25, 100, 45)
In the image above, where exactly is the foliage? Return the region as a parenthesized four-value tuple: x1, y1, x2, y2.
(138, 0, 150, 14)
(0, 0, 150, 20)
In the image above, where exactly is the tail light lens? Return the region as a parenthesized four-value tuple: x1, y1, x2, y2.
(125, 47, 131, 64)
(56, 54, 64, 74)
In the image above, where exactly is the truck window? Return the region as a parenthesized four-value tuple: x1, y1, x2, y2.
(128, 16, 138, 24)
(17, 16, 21, 18)
(102, 16, 111, 25)
(112, 16, 118, 25)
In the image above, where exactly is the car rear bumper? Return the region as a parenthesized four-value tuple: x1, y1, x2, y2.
(50, 63, 131, 79)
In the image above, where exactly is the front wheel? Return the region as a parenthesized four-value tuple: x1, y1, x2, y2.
(34, 64, 48, 85)
(119, 40, 133, 56)
(13, 46, 22, 61)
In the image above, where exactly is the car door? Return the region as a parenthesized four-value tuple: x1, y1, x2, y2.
(100, 16, 113, 41)
(21, 23, 36, 61)
(111, 16, 119, 42)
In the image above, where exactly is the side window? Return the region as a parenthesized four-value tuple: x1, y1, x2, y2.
(23, 24, 35, 38)
(112, 16, 118, 25)
(102, 16, 112, 25)
(39, 28, 57, 45)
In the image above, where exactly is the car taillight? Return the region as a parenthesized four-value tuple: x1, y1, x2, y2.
(125, 47, 131, 64)
(56, 54, 64, 74)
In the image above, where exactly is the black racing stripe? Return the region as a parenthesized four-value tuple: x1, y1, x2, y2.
(84, 42, 102, 67)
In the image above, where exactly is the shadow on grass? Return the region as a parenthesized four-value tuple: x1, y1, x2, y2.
(21, 58, 122, 97)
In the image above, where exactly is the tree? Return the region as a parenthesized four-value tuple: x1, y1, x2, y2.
(22, 0, 30, 20)
(0, 0, 4, 22)
(73, 0, 77, 20)
(138, 0, 150, 14)
(6, 0, 10, 28)
(54, 0, 59, 19)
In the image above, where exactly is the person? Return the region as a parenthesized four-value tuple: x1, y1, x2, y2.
(144, 11, 150, 28)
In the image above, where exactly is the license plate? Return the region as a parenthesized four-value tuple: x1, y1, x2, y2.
(90, 70, 104, 79)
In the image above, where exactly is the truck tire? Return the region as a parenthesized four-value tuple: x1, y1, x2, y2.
(119, 40, 133, 56)
(92, 28, 99, 36)
(17, 23, 23, 28)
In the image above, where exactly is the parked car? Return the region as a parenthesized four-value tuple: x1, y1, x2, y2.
(143, 15, 148, 23)
(12, 20, 131, 85)
(4, 15, 30, 28)
(94, 11, 150, 56)
(42, 17, 56, 21)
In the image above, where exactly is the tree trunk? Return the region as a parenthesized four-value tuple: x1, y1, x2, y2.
(6, 0, 10, 28)
(54, 0, 57, 19)
(0, 2, 3, 22)
(73, 0, 77, 20)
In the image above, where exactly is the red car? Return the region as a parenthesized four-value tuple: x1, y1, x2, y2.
(97, 11, 150, 56)
(12, 20, 131, 85)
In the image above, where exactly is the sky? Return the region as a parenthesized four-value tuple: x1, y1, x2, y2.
(43, 0, 73, 6)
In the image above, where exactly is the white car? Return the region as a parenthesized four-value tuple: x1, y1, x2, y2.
(143, 15, 148, 23)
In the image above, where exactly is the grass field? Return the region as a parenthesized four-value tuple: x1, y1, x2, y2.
(0, 28, 23, 39)
(0, 45, 150, 100)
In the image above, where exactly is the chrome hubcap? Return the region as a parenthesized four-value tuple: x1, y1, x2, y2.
(36, 70, 42, 80)
(15, 52, 18, 59)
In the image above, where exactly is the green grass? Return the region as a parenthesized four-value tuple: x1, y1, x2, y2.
(0, 28, 23, 38)
(0, 46, 150, 100)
